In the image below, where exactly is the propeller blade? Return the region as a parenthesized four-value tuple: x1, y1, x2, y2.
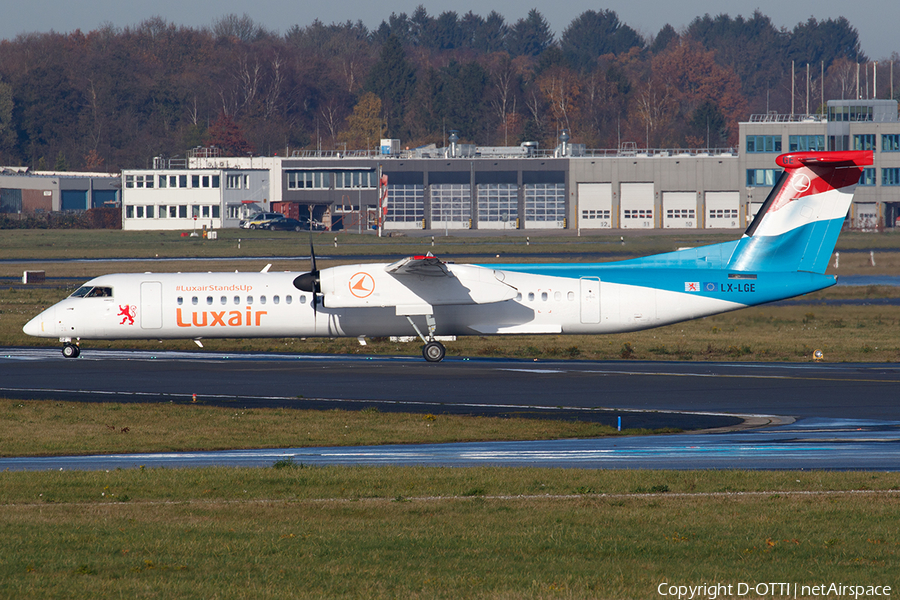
(292, 232, 320, 315)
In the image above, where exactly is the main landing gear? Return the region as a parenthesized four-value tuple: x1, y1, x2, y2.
(62, 342, 81, 358)
(422, 340, 446, 363)
(404, 314, 446, 363)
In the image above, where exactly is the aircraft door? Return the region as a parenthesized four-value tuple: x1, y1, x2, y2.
(140, 282, 163, 329)
(580, 277, 601, 324)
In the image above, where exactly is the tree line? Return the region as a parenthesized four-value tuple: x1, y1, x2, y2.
(0, 7, 891, 173)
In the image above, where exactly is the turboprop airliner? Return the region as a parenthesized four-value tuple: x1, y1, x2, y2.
(24, 151, 871, 362)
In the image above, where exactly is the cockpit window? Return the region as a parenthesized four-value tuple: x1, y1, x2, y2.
(70, 286, 113, 298)
(87, 287, 113, 297)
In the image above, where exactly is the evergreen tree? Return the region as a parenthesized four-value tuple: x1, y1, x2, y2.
(365, 35, 417, 137)
(474, 11, 508, 53)
(788, 17, 867, 68)
(508, 9, 554, 57)
(650, 24, 678, 54)
(438, 61, 488, 140)
(561, 10, 644, 71)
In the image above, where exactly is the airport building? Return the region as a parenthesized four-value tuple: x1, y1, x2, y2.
(0, 168, 119, 214)
(118, 98, 899, 233)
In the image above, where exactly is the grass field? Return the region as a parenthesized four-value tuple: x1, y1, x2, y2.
(1, 467, 898, 599)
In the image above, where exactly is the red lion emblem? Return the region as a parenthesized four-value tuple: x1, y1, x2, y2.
(118, 305, 136, 325)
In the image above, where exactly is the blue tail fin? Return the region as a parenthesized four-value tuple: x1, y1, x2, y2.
(727, 151, 872, 273)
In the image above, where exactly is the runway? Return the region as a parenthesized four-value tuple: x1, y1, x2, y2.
(2, 348, 899, 470)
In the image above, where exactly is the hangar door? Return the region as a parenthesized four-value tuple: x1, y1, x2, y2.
(140, 282, 163, 329)
(662, 192, 697, 229)
(61, 190, 88, 211)
(577, 183, 612, 229)
(620, 183, 654, 229)
(704, 192, 741, 229)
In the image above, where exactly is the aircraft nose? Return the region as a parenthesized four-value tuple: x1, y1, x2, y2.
(23, 308, 53, 337)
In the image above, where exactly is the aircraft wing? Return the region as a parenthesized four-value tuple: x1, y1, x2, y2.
(321, 255, 517, 308)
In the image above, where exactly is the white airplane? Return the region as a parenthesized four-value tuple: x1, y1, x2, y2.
(24, 150, 871, 362)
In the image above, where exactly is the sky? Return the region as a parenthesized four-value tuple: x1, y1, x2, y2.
(3, 0, 899, 60)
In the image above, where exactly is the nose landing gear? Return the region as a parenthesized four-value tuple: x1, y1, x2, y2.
(62, 342, 81, 358)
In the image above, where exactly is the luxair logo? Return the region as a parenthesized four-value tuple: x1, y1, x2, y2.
(176, 307, 268, 328)
(349, 272, 375, 298)
(792, 173, 811, 193)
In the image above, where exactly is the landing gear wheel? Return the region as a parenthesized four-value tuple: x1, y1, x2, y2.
(422, 341, 446, 363)
(62, 343, 80, 359)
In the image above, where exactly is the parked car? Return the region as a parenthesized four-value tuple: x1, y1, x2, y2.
(241, 212, 284, 229)
(265, 218, 314, 231)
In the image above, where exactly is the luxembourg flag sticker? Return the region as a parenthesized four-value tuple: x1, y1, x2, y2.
(684, 282, 700, 292)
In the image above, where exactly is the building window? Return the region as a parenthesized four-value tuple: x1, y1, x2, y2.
(666, 209, 695, 219)
(746, 169, 782, 187)
(159, 205, 167, 218)
(623, 209, 653, 219)
(882, 134, 900, 152)
(125, 174, 154, 189)
(883, 168, 900, 186)
(212, 175, 220, 188)
(746, 135, 782, 153)
(334, 171, 376, 189)
(169, 206, 178, 218)
(859, 168, 876, 186)
(788, 135, 825, 152)
(146, 205, 155, 218)
(179, 175, 187, 188)
(524, 183, 565, 222)
(192, 175, 200, 188)
(227, 174, 242, 189)
(828, 105, 873, 122)
(125, 205, 134, 218)
(158, 175, 167, 188)
(178, 205, 187, 218)
(853, 134, 876, 151)
(212, 206, 220, 219)
(709, 208, 739, 219)
(287, 171, 332, 189)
